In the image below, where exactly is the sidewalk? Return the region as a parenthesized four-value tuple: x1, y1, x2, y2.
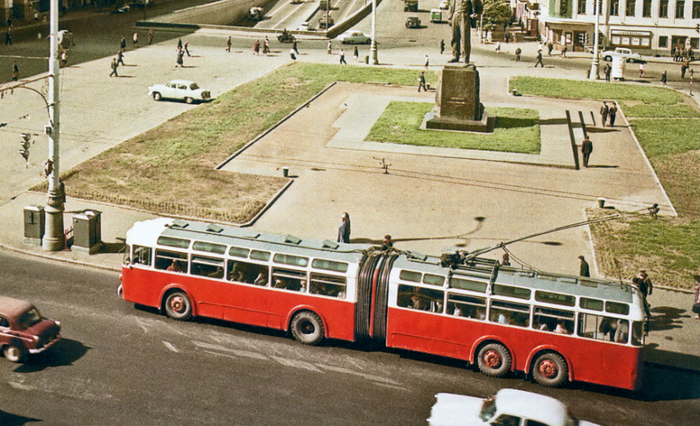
(1, 29, 699, 373)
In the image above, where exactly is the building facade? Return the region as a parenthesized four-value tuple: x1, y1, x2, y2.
(539, 0, 700, 54)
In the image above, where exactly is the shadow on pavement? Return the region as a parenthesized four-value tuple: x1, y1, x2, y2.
(12, 338, 90, 373)
(649, 306, 686, 331)
(0, 411, 41, 426)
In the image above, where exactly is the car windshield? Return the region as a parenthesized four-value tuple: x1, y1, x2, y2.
(189, 83, 200, 90)
(18, 307, 42, 329)
(479, 396, 497, 421)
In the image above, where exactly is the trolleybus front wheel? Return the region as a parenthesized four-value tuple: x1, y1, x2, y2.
(476, 343, 511, 378)
(164, 291, 192, 321)
(290, 311, 324, 345)
(532, 352, 568, 387)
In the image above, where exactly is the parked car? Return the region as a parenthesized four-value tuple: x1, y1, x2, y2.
(338, 31, 371, 44)
(149, 80, 211, 104)
(297, 21, 315, 31)
(438, 0, 450, 9)
(319, 15, 335, 29)
(248, 6, 264, 21)
(0, 295, 61, 363)
(430, 9, 444, 23)
(428, 389, 601, 426)
(404, 0, 419, 11)
(405, 16, 421, 28)
(601, 47, 643, 62)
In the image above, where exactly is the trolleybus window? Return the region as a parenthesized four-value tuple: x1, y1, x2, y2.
(155, 249, 188, 272)
(399, 270, 422, 283)
(397, 285, 444, 312)
(274, 253, 309, 267)
(227, 260, 269, 285)
(493, 284, 531, 300)
(450, 277, 488, 293)
(447, 293, 486, 319)
(578, 313, 631, 343)
(229, 246, 250, 258)
(272, 268, 307, 292)
(533, 306, 574, 333)
(311, 258, 349, 273)
(132, 246, 152, 266)
(605, 301, 630, 315)
(251, 250, 271, 262)
(534, 290, 575, 307)
(423, 273, 445, 286)
(191, 255, 225, 278)
(580, 297, 604, 311)
(157, 236, 190, 249)
(490, 300, 529, 326)
(309, 273, 347, 298)
(193, 241, 226, 255)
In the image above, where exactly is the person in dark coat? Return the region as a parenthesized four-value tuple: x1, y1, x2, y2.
(608, 103, 618, 127)
(337, 213, 351, 243)
(418, 71, 427, 92)
(578, 255, 590, 277)
(581, 135, 593, 167)
(534, 49, 544, 67)
(599, 101, 609, 126)
(109, 57, 118, 77)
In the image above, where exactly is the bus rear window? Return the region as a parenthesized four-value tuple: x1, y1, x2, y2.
(451, 277, 487, 293)
(399, 270, 422, 283)
(157, 236, 190, 249)
(493, 284, 531, 300)
(312, 258, 349, 273)
(193, 241, 226, 255)
(274, 253, 309, 267)
(535, 290, 575, 307)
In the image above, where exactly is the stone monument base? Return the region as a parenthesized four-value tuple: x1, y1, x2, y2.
(424, 109, 495, 133)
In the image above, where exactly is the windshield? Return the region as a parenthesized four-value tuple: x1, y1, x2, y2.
(189, 83, 200, 90)
(18, 307, 42, 329)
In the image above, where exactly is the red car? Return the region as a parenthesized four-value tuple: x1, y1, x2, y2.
(0, 296, 61, 362)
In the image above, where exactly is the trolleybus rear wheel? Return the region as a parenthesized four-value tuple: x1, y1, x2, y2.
(477, 343, 511, 378)
(290, 311, 324, 345)
(532, 352, 568, 387)
(164, 291, 192, 321)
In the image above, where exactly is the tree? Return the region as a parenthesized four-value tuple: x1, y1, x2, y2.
(481, 0, 512, 31)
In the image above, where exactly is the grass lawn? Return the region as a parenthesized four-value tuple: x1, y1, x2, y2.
(366, 102, 540, 153)
(34, 63, 431, 224)
(512, 76, 700, 289)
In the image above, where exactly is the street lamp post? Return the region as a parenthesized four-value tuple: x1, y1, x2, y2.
(43, 0, 65, 252)
(370, 0, 378, 64)
(589, 0, 601, 80)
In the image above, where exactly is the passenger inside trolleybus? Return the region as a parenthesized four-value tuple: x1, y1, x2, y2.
(166, 260, 186, 273)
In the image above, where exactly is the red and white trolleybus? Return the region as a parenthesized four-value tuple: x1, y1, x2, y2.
(120, 218, 646, 390)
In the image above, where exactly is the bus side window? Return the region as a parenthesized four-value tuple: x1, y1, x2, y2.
(310, 273, 347, 298)
(578, 313, 625, 342)
(155, 250, 188, 272)
(133, 246, 152, 266)
(397, 285, 444, 313)
(447, 294, 486, 320)
(271, 268, 307, 292)
(490, 300, 530, 327)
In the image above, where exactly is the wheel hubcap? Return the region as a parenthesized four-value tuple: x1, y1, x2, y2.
(539, 359, 558, 378)
(171, 297, 184, 313)
(301, 321, 315, 334)
(483, 350, 502, 369)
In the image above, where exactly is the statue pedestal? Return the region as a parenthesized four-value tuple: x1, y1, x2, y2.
(425, 64, 494, 133)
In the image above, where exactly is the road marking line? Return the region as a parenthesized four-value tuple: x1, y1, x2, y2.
(163, 341, 179, 353)
(271, 356, 323, 372)
(194, 340, 268, 360)
(317, 363, 400, 385)
(8, 381, 36, 391)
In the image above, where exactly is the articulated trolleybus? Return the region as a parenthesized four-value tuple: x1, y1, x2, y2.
(121, 218, 646, 390)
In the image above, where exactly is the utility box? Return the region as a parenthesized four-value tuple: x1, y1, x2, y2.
(72, 210, 103, 254)
(23, 205, 45, 246)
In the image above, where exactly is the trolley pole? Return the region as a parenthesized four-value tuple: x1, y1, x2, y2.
(43, 0, 65, 252)
(370, 0, 378, 65)
(589, 0, 601, 80)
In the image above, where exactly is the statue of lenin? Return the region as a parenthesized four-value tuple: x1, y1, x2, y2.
(448, 0, 483, 64)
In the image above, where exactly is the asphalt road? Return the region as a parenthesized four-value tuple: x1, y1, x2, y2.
(1, 251, 699, 425)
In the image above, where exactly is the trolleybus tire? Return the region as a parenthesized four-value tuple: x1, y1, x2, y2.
(4, 344, 27, 363)
(164, 291, 192, 321)
(290, 311, 324, 345)
(476, 343, 511, 378)
(532, 352, 568, 387)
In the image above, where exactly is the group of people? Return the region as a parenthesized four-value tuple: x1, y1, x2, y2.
(337, 212, 394, 251)
(599, 101, 617, 127)
(671, 46, 695, 62)
(109, 31, 156, 76)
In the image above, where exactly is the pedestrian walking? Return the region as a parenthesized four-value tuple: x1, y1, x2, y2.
(609, 103, 617, 127)
(337, 213, 351, 243)
(327, 40, 332, 54)
(226, 36, 232, 52)
(690, 69, 694, 96)
(177, 38, 183, 50)
(184, 41, 191, 57)
(514, 47, 521, 62)
(147, 29, 153, 45)
(117, 48, 125, 66)
(11, 60, 19, 81)
(253, 40, 260, 55)
(603, 63, 611, 82)
(339, 49, 347, 65)
(599, 101, 609, 126)
(289, 48, 296, 61)
(5, 28, 12, 45)
(578, 255, 590, 277)
(639, 62, 644, 78)
(692, 275, 700, 320)
(661, 70, 667, 86)
(547, 41, 553, 56)
(581, 135, 593, 168)
(424, 54, 429, 69)
(263, 39, 270, 55)
(353, 46, 359, 61)
(120, 36, 126, 50)
(60, 50, 68, 66)
(495, 42, 501, 53)
(175, 47, 184, 67)
(418, 71, 427, 92)
(560, 45, 567, 58)
(440, 39, 445, 55)
(293, 40, 299, 55)
(681, 62, 687, 79)
(109, 57, 118, 77)
(133, 32, 138, 48)
(534, 49, 544, 67)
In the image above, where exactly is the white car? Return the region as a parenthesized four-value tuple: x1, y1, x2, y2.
(148, 80, 211, 104)
(338, 31, 371, 44)
(601, 47, 643, 63)
(428, 389, 602, 426)
(439, 0, 450, 9)
(297, 21, 315, 31)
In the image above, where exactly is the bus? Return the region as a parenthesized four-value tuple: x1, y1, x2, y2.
(120, 218, 646, 390)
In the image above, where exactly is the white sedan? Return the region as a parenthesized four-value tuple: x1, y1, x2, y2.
(601, 47, 643, 63)
(337, 31, 372, 44)
(428, 389, 602, 426)
(148, 80, 211, 104)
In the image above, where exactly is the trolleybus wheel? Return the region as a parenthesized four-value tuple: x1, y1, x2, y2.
(290, 311, 324, 346)
(477, 343, 511, 378)
(164, 291, 192, 321)
(4, 344, 27, 363)
(532, 352, 568, 387)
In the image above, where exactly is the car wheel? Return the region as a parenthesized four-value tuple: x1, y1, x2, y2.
(532, 352, 569, 387)
(476, 343, 511, 378)
(4, 344, 27, 363)
(164, 291, 192, 320)
(152, 92, 161, 101)
(185, 97, 194, 104)
(604, 55, 612, 61)
(290, 311, 324, 345)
